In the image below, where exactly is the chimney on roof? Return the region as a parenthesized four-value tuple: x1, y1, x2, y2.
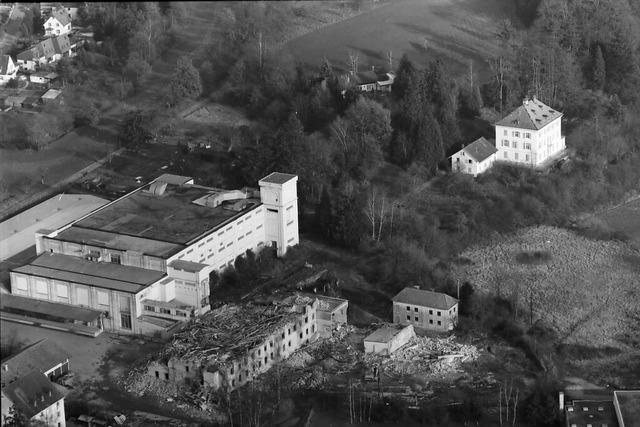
(33, 399, 37, 407)
(41, 394, 45, 402)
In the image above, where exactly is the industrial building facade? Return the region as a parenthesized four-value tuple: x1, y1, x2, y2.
(9, 173, 300, 335)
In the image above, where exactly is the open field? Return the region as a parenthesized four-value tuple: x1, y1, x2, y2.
(596, 196, 640, 248)
(451, 226, 640, 387)
(285, 0, 514, 79)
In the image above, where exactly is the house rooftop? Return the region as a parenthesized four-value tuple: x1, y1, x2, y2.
(259, 172, 297, 185)
(495, 96, 562, 130)
(392, 287, 458, 310)
(614, 390, 640, 427)
(0, 338, 70, 385)
(459, 137, 497, 163)
(315, 295, 348, 312)
(1, 371, 65, 419)
(41, 88, 61, 99)
(364, 325, 407, 344)
(154, 174, 194, 186)
(49, 7, 71, 26)
(74, 180, 262, 245)
(12, 252, 165, 294)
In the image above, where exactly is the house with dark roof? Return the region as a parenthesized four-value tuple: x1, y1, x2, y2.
(341, 68, 396, 93)
(1, 339, 70, 386)
(450, 136, 498, 176)
(44, 7, 72, 36)
(392, 287, 458, 332)
(0, 371, 66, 427)
(0, 55, 18, 85)
(16, 38, 56, 71)
(495, 95, 565, 166)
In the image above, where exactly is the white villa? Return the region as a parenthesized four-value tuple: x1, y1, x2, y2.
(495, 96, 565, 166)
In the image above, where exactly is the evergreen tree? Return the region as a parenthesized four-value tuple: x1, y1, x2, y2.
(170, 56, 202, 102)
(592, 45, 606, 90)
(391, 53, 416, 101)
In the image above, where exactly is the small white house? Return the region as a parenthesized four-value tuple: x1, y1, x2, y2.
(44, 8, 72, 36)
(450, 136, 498, 177)
(364, 324, 415, 355)
(495, 96, 565, 166)
(0, 55, 18, 85)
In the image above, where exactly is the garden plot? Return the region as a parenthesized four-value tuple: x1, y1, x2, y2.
(183, 103, 252, 128)
(451, 226, 640, 348)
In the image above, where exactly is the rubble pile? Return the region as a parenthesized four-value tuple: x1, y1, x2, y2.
(367, 336, 479, 377)
(122, 368, 179, 398)
(282, 350, 314, 369)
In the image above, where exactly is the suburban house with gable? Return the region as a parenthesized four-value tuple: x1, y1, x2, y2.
(495, 96, 565, 166)
(1, 371, 66, 427)
(44, 7, 72, 36)
(0, 55, 18, 85)
(392, 287, 458, 332)
(450, 136, 498, 176)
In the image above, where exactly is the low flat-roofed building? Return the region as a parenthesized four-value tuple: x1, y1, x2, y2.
(364, 324, 415, 355)
(9, 173, 300, 335)
(1, 370, 66, 427)
(315, 295, 348, 338)
(614, 390, 640, 427)
(41, 88, 62, 104)
(392, 287, 458, 332)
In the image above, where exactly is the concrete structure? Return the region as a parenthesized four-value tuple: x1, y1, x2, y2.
(363, 324, 415, 355)
(8, 173, 300, 335)
(44, 8, 71, 36)
(0, 194, 108, 262)
(1, 371, 66, 427)
(450, 137, 498, 177)
(392, 287, 458, 332)
(147, 295, 319, 392)
(41, 88, 62, 105)
(315, 295, 348, 338)
(0, 55, 18, 85)
(614, 390, 640, 427)
(1, 339, 70, 385)
(495, 96, 565, 167)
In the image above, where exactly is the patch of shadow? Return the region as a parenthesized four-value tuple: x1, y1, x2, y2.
(621, 254, 640, 273)
(515, 250, 551, 265)
(558, 344, 623, 360)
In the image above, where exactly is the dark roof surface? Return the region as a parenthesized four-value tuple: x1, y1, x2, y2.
(75, 182, 262, 245)
(1, 338, 70, 384)
(353, 70, 379, 85)
(495, 97, 562, 130)
(12, 253, 165, 293)
(615, 391, 640, 427)
(154, 174, 193, 185)
(1, 371, 65, 419)
(462, 137, 497, 162)
(392, 288, 458, 310)
(259, 172, 297, 185)
(51, 33, 71, 54)
(0, 294, 103, 324)
(565, 400, 617, 427)
(169, 260, 208, 273)
(56, 226, 184, 258)
(50, 8, 71, 26)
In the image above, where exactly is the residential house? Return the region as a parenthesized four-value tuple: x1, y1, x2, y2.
(44, 7, 72, 36)
(613, 390, 640, 427)
(450, 136, 498, 177)
(315, 295, 348, 338)
(363, 324, 415, 355)
(392, 287, 458, 332)
(51, 33, 71, 61)
(0, 55, 18, 85)
(41, 3, 79, 21)
(1, 371, 66, 427)
(30, 71, 58, 85)
(345, 69, 396, 93)
(1, 339, 70, 385)
(9, 173, 300, 336)
(16, 38, 56, 71)
(147, 295, 319, 392)
(495, 96, 565, 166)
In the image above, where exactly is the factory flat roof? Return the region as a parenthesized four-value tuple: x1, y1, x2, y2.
(56, 226, 184, 258)
(74, 182, 262, 245)
(259, 172, 297, 185)
(11, 253, 165, 293)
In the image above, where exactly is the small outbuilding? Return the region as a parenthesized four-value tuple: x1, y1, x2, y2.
(41, 88, 62, 105)
(363, 324, 415, 355)
(450, 136, 498, 177)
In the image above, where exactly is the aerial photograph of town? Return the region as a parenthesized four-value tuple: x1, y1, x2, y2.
(0, 1, 638, 426)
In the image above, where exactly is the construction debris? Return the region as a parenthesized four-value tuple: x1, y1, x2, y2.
(364, 335, 479, 377)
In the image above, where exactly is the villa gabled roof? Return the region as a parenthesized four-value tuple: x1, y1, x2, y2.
(460, 137, 497, 163)
(495, 97, 562, 130)
(392, 287, 458, 310)
(48, 8, 71, 26)
(1, 371, 65, 419)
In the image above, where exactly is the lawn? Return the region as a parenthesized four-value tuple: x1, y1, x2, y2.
(285, 0, 515, 79)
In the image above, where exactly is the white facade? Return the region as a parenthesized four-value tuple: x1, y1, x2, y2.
(44, 16, 71, 36)
(451, 150, 496, 176)
(0, 55, 17, 85)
